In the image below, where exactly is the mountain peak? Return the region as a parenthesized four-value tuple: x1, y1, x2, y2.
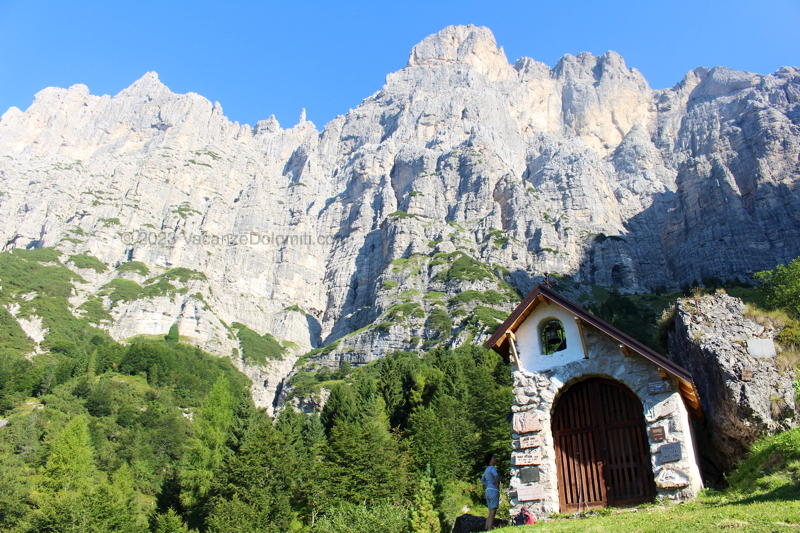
(407, 25, 509, 77)
(118, 71, 171, 99)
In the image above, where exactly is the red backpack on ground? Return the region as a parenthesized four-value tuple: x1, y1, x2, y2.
(514, 508, 537, 526)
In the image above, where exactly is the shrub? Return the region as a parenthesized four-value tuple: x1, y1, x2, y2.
(312, 502, 410, 533)
(755, 257, 800, 318)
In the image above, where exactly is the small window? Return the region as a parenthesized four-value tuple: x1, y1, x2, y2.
(540, 319, 567, 354)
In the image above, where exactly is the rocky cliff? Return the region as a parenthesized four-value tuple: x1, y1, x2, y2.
(667, 293, 798, 475)
(1, 25, 799, 407)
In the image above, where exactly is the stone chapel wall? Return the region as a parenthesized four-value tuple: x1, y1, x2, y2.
(509, 325, 704, 515)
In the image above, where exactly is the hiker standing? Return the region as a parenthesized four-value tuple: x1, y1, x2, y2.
(481, 454, 499, 530)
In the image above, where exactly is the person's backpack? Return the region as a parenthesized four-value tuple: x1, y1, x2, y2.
(513, 508, 536, 526)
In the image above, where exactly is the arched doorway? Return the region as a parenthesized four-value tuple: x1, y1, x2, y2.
(552, 378, 655, 511)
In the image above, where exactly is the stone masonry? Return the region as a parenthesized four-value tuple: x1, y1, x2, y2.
(509, 326, 703, 516)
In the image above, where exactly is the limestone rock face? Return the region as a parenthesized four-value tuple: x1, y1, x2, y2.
(667, 294, 798, 472)
(1, 25, 799, 407)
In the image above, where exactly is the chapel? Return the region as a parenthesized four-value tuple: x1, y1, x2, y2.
(484, 284, 704, 514)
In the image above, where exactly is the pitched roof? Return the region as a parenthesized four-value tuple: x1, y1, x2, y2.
(484, 284, 702, 418)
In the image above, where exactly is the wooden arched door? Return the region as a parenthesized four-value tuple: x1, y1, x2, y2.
(552, 378, 655, 511)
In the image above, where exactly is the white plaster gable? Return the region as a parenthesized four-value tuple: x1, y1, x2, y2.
(516, 302, 585, 371)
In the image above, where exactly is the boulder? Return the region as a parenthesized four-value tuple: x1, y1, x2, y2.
(667, 293, 798, 476)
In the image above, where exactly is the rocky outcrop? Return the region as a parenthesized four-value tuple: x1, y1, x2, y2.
(667, 293, 798, 473)
(1, 25, 799, 407)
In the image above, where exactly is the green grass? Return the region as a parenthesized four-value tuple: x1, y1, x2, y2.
(727, 427, 800, 494)
(0, 248, 117, 364)
(231, 322, 286, 365)
(389, 254, 425, 276)
(399, 289, 420, 300)
(487, 229, 510, 248)
(0, 249, 80, 302)
(286, 364, 350, 399)
(302, 340, 341, 359)
(116, 261, 150, 276)
(67, 252, 108, 273)
(496, 492, 800, 532)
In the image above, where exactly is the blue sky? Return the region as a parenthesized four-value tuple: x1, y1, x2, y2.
(1, 1, 797, 128)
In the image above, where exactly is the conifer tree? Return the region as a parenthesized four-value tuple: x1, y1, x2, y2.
(179, 376, 236, 518)
(26, 416, 142, 532)
(40, 415, 96, 493)
(205, 414, 293, 532)
(154, 508, 192, 533)
(319, 395, 410, 508)
(320, 383, 360, 431)
(409, 470, 439, 533)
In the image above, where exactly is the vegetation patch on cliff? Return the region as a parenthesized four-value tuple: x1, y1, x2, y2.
(116, 260, 150, 276)
(231, 322, 286, 364)
(67, 252, 107, 272)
